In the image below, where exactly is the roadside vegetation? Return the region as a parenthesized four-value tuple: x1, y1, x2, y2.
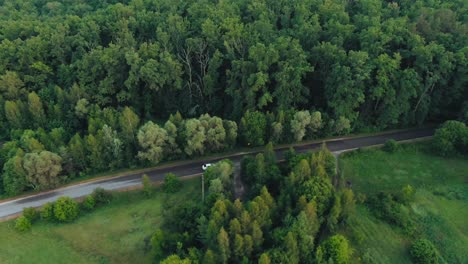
(340, 139, 468, 263)
(0, 178, 199, 264)
(2, 123, 467, 263)
(147, 144, 356, 263)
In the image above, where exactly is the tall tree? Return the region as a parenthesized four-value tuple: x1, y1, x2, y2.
(217, 227, 230, 264)
(137, 121, 168, 164)
(23, 151, 62, 190)
(27, 92, 46, 128)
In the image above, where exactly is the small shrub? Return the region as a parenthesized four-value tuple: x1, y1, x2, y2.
(362, 248, 379, 264)
(82, 195, 96, 210)
(22, 207, 39, 222)
(410, 239, 439, 264)
(142, 174, 153, 197)
(383, 139, 399, 153)
(15, 216, 32, 232)
(356, 193, 367, 204)
(317, 234, 351, 264)
(367, 192, 414, 231)
(40, 202, 55, 221)
(398, 185, 416, 204)
(433, 120, 468, 156)
(54, 197, 79, 222)
(163, 173, 181, 193)
(92, 188, 113, 205)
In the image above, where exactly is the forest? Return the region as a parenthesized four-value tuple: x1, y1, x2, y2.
(0, 0, 467, 196)
(152, 144, 351, 263)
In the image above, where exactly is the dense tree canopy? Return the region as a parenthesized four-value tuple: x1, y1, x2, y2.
(150, 143, 358, 263)
(0, 0, 466, 196)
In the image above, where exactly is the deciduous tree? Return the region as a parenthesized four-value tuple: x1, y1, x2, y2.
(23, 151, 62, 190)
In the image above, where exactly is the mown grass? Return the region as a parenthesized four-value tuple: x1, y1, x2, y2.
(0, 178, 200, 264)
(340, 142, 468, 263)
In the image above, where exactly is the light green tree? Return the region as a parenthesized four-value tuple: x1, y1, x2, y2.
(23, 151, 62, 190)
(28, 92, 46, 127)
(184, 118, 206, 156)
(137, 121, 168, 164)
(291, 110, 311, 142)
(217, 227, 230, 264)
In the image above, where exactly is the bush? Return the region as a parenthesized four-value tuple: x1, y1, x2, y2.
(22, 207, 39, 222)
(15, 216, 32, 232)
(92, 188, 113, 205)
(54, 197, 79, 222)
(40, 202, 55, 221)
(383, 139, 399, 153)
(367, 192, 414, 232)
(317, 234, 352, 264)
(142, 174, 153, 197)
(82, 195, 96, 210)
(163, 173, 182, 193)
(433, 120, 468, 156)
(398, 185, 415, 204)
(410, 239, 439, 264)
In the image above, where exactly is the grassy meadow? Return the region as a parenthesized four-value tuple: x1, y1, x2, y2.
(0, 178, 200, 264)
(340, 142, 468, 263)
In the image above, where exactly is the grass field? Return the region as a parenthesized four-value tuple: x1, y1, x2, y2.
(340, 143, 468, 263)
(0, 178, 200, 264)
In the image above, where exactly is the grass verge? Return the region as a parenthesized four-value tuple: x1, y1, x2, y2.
(0, 178, 201, 264)
(340, 142, 468, 263)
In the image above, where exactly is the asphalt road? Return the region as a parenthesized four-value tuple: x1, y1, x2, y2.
(0, 128, 434, 219)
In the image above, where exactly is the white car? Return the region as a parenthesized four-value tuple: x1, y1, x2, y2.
(202, 163, 212, 171)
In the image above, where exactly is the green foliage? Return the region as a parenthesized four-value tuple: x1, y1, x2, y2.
(284, 232, 300, 264)
(383, 139, 399, 153)
(398, 185, 416, 205)
(160, 255, 191, 264)
(410, 239, 440, 264)
(15, 216, 31, 232)
(137, 121, 168, 164)
(291, 110, 312, 142)
(300, 176, 333, 215)
(82, 195, 96, 211)
(217, 227, 230, 264)
(0, 0, 464, 196)
(91, 188, 113, 206)
(317, 235, 352, 264)
(341, 142, 468, 262)
(433, 120, 468, 156)
(258, 253, 271, 264)
(142, 174, 153, 197)
(334, 116, 351, 135)
(367, 192, 414, 233)
(23, 150, 62, 190)
(340, 189, 356, 223)
(184, 119, 206, 156)
(200, 114, 226, 152)
(53, 197, 79, 222)
(203, 249, 217, 264)
(22, 207, 39, 222)
(326, 193, 342, 232)
(163, 173, 182, 193)
(40, 202, 55, 221)
(2, 150, 27, 195)
(204, 160, 234, 196)
(0, 179, 201, 263)
(240, 111, 267, 146)
(151, 229, 166, 260)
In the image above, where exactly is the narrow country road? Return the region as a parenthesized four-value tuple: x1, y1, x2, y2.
(0, 128, 434, 220)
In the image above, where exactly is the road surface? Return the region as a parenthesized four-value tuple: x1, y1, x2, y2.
(0, 128, 434, 219)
